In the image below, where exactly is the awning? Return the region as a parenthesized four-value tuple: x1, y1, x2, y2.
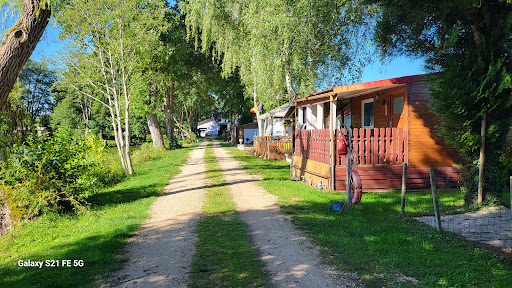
(258, 103, 294, 120)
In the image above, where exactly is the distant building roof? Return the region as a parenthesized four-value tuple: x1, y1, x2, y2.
(258, 103, 293, 120)
(197, 118, 216, 125)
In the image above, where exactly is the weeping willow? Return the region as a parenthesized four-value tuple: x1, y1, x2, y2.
(0, 81, 32, 163)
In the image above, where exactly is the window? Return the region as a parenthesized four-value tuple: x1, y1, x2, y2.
(393, 96, 404, 115)
(361, 98, 374, 128)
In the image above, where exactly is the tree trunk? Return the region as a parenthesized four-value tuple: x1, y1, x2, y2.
(254, 86, 263, 136)
(284, 61, 296, 101)
(478, 113, 486, 204)
(172, 115, 190, 137)
(110, 109, 128, 172)
(124, 101, 133, 175)
(146, 113, 165, 148)
(0, 1, 51, 110)
(187, 111, 194, 136)
(163, 81, 175, 147)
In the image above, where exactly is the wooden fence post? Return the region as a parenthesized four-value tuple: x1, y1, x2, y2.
(400, 162, 407, 216)
(429, 168, 442, 231)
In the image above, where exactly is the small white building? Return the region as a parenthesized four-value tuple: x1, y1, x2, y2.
(197, 118, 220, 137)
(258, 103, 294, 136)
(197, 118, 230, 137)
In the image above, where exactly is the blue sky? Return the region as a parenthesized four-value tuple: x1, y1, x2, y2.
(27, 19, 425, 85)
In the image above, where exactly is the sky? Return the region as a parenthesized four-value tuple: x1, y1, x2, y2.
(27, 19, 426, 86)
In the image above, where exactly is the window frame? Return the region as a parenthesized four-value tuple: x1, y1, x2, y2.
(361, 98, 374, 129)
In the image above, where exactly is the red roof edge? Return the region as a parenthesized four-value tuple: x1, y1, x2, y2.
(197, 118, 215, 125)
(332, 74, 425, 94)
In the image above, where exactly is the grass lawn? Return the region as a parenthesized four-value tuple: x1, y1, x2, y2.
(0, 145, 196, 288)
(224, 145, 512, 288)
(189, 142, 270, 288)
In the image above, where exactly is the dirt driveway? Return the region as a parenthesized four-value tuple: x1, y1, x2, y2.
(110, 142, 208, 287)
(108, 142, 357, 287)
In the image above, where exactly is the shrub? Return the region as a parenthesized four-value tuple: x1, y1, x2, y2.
(168, 136, 182, 150)
(0, 130, 109, 217)
(183, 134, 197, 145)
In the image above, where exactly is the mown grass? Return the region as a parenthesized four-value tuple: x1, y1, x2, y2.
(189, 142, 270, 288)
(0, 144, 197, 288)
(224, 145, 512, 288)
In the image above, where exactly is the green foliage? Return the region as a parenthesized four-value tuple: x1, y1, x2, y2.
(50, 96, 80, 131)
(17, 59, 57, 121)
(183, 133, 198, 145)
(183, 0, 377, 109)
(56, 0, 169, 174)
(167, 136, 182, 150)
(131, 142, 167, 163)
(0, 145, 193, 288)
(370, 0, 512, 203)
(0, 85, 32, 163)
(0, 130, 114, 217)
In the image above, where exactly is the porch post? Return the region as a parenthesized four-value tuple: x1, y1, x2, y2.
(330, 94, 335, 191)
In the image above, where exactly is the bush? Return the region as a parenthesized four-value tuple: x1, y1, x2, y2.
(167, 136, 182, 150)
(183, 134, 197, 145)
(0, 130, 111, 217)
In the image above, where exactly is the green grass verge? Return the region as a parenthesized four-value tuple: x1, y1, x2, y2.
(0, 145, 196, 288)
(224, 146, 512, 288)
(189, 142, 270, 288)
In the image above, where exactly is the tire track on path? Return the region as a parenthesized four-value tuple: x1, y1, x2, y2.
(212, 142, 358, 288)
(110, 142, 208, 288)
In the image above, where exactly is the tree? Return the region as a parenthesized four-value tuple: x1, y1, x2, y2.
(56, 0, 167, 174)
(18, 59, 57, 121)
(0, 80, 32, 162)
(182, 0, 376, 135)
(369, 0, 512, 204)
(0, 0, 52, 110)
(213, 70, 254, 143)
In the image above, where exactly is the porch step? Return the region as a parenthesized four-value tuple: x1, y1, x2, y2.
(334, 166, 463, 191)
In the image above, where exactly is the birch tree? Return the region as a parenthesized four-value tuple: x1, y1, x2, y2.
(56, 0, 166, 174)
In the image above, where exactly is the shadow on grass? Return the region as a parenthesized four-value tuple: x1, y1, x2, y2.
(190, 212, 270, 288)
(0, 146, 197, 287)
(279, 195, 512, 288)
(226, 149, 512, 287)
(1, 226, 137, 288)
(89, 146, 196, 208)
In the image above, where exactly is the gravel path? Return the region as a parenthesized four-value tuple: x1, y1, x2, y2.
(108, 141, 357, 287)
(416, 206, 512, 256)
(212, 142, 358, 288)
(109, 142, 208, 287)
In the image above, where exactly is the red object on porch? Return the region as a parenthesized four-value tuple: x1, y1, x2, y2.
(336, 135, 347, 155)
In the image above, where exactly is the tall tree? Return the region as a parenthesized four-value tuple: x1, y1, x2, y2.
(369, 0, 512, 203)
(0, 0, 52, 110)
(56, 0, 167, 174)
(18, 59, 57, 121)
(0, 80, 32, 162)
(182, 0, 376, 134)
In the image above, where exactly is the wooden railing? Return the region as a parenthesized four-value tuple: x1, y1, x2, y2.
(254, 136, 293, 159)
(294, 129, 331, 164)
(294, 128, 408, 166)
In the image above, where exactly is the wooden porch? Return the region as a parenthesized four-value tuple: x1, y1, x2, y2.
(254, 136, 293, 160)
(293, 128, 463, 191)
